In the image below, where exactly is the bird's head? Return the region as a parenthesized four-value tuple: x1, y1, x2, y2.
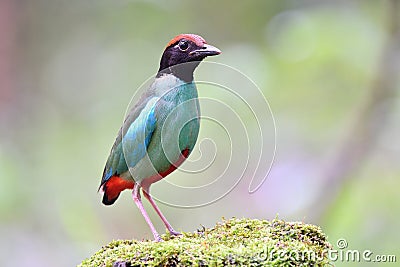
(158, 34, 221, 82)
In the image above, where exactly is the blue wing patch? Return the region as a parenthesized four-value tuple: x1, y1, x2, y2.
(122, 104, 157, 168)
(101, 98, 158, 185)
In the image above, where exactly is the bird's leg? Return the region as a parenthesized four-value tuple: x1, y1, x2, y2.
(142, 187, 181, 236)
(132, 185, 162, 242)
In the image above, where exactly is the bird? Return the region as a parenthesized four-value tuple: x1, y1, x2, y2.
(99, 34, 221, 241)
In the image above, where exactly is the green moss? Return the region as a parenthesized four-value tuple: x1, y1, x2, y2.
(80, 218, 333, 266)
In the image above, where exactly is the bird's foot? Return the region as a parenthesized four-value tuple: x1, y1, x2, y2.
(169, 229, 182, 236)
(154, 234, 163, 242)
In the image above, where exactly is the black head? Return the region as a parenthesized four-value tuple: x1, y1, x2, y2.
(157, 34, 221, 82)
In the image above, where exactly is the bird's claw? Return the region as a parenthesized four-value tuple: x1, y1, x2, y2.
(154, 235, 163, 242)
(169, 229, 182, 236)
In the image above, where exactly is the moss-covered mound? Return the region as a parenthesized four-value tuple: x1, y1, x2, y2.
(80, 218, 333, 266)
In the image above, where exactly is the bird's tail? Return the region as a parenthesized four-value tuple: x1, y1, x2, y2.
(100, 176, 135, 205)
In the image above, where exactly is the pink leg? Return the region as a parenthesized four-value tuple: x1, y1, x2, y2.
(142, 188, 181, 236)
(132, 185, 162, 242)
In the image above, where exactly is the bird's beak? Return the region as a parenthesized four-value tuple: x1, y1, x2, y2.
(190, 44, 221, 57)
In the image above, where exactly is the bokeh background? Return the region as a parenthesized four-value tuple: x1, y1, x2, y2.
(1, 0, 399, 266)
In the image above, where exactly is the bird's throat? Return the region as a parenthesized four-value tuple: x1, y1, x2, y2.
(157, 61, 200, 82)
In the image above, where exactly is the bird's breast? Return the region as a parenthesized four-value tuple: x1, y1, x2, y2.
(130, 78, 200, 184)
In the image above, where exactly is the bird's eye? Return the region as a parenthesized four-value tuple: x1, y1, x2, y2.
(178, 40, 189, 51)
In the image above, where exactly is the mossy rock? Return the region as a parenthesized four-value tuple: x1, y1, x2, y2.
(80, 218, 333, 266)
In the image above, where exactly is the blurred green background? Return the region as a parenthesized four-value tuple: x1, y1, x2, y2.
(1, 0, 399, 266)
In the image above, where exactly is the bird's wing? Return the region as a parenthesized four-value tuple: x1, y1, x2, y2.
(100, 97, 159, 187)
